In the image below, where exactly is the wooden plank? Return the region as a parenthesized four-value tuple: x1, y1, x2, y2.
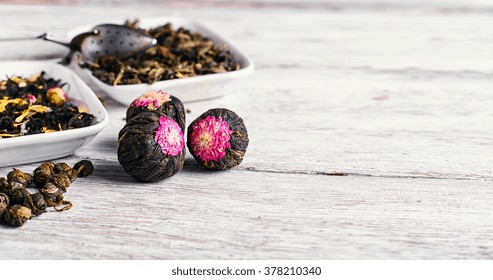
(1, 171, 492, 259)
(6, 0, 493, 11)
(1, 5, 491, 179)
(0, 2, 492, 260)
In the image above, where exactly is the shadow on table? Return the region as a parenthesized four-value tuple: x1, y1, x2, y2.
(89, 160, 133, 185)
(90, 156, 216, 185)
(0, 223, 16, 229)
(93, 137, 118, 151)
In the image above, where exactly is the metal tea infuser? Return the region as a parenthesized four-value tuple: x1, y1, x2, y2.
(0, 24, 157, 63)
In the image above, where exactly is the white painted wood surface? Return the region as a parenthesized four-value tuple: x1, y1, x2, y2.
(0, 1, 492, 259)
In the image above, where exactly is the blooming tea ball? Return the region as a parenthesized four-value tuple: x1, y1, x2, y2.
(118, 111, 186, 182)
(126, 89, 185, 127)
(187, 108, 249, 170)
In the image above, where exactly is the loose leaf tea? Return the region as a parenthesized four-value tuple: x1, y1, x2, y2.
(86, 20, 240, 86)
(187, 108, 248, 170)
(0, 159, 93, 227)
(54, 200, 73, 212)
(118, 111, 186, 182)
(0, 72, 94, 138)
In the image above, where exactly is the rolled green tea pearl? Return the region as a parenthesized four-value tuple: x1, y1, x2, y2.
(5, 181, 25, 195)
(54, 162, 71, 173)
(53, 162, 77, 182)
(23, 193, 47, 216)
(0, 193, 9, 219)
(40, 183, 64, 207)
(9, 188, 30, 205)
(4, 205, 32, 227)
(73, 160, 94, 177)
(0, 177, 8, 194)
(7, 168, 33, 186)
(48, 173, 71, 192)
(33, 162, 54, 187)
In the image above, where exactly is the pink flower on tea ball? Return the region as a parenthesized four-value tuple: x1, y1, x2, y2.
(154, 116, 184, 157)
(190, 115, 233, 162)
(131, 89, 171, 110)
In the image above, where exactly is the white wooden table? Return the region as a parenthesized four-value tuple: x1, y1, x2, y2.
(0, 1, 492, 259)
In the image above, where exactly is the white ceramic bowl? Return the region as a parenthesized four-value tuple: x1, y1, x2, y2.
(0, 61, 108, 167)
(67, 17, 254, 106)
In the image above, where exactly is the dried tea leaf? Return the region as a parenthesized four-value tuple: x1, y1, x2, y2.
(87, 21, 240, 85)
(0, 72, 95, 139)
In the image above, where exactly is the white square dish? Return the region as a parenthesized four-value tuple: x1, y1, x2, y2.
(67, 17, 254, 106)
(0, 61, 108, 167)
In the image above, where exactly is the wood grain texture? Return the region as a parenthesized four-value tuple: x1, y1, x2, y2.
(0, 171, 492, 259)
(0, 1, 492, 259)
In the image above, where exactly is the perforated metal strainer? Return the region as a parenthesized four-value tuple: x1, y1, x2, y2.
(1, 24, 157, 63)
(76, 24, 157, 62)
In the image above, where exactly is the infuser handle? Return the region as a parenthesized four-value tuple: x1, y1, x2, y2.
(0, 33, 46, 41)
(0, 33, 71, 48)
(39, 33, 71, 48)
